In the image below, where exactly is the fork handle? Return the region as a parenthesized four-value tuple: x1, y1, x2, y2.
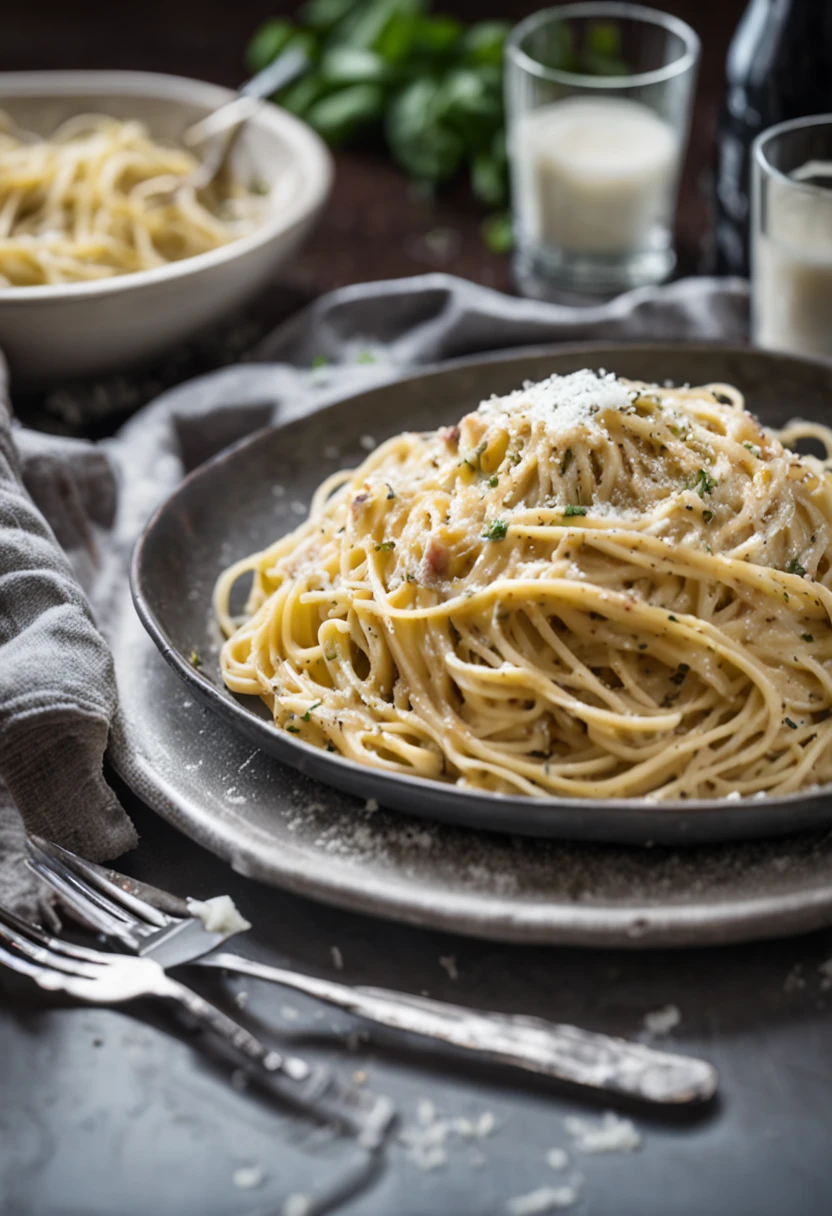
(199, 953, 717, 1105)
(161, 975, 394, 1145)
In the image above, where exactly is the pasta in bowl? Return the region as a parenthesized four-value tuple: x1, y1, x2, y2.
(0, 111, 267, 286)
(215, 369, 832, 803)
(0, 71, 332, 383)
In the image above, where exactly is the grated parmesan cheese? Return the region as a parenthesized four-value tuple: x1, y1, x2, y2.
(564, 1112, 642, 1154)
(643, 1003, 682, 1036)
(507, 1184, 580, 1214)
(232, 1165, 263, 1190)
(480, 369, 633, 438)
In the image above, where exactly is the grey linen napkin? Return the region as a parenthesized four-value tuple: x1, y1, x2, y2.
(0, 272, 748, 908)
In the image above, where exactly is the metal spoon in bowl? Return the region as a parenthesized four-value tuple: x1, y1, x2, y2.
(144, 48, 310, 200)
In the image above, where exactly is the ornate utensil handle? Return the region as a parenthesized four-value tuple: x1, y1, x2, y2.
(199, 954, 717, 1104)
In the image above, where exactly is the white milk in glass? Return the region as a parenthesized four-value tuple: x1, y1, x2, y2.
(754, 164, 832, 359)
(515, 96, 680, 256)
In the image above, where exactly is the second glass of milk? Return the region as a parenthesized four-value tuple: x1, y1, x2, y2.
(752, 115, 832, 361)
(505, 4, 700, 298)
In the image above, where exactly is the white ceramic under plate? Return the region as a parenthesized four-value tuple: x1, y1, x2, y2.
(0, 71, 333, 386)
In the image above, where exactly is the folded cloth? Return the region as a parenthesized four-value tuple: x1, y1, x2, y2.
(0, 273, 748, 908)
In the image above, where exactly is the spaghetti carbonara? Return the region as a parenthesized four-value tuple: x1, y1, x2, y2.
(0, 112, 265, 286)
(215, 370, 832, 801)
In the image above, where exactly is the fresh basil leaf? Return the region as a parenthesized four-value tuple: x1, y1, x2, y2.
(471, 149, 508, 206)
(306, 83, 387, 143)
(461, 20, 511, 66)
(278, 72, 331, 117)
(436, 68, 502, 146)
(581, 20, 628, 75)
(411, 14, 463, 56)
(586, 20, 621, 58)
(386, 79, 463, 181)
(246, 18, 295, 73)
(375, 9, 420, 62)
(320, 47, 397, 85)
(299, 0, 360, 34)
(334, 0, 425, 52)
(481, 211, 513, 253)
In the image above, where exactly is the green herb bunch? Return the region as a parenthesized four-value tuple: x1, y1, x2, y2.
(247, 0, 512, 217)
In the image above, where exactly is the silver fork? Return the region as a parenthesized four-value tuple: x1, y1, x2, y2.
(27, 837, 719, 1105)
(0, 901, 395, 1153)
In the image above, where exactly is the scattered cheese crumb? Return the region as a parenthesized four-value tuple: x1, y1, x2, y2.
(360, 434, 377, 451)
(234, 990, 249, 1010)
(283, 1195, 311, 1216)
(439, 955, 459, 980)
(331, 945, 344, 970)
(819, 959, 832, 991)
(324, 444, 340, 459)
(232, 1165, 263, 1190)
(784, 964, 806, 993)
(546, 1148, 569, 1171)
(400, 1101, 496, 1172)
(353, 1070, 368, 1085)
(564, 1112, 642, 1154)
(507, 1184, 580, 1214)
(364, 797, 379, 813)
(280, 1004, 300, 1021)
(643, 1004, 681, 1036)
(187, 895, 250, 935)
(290, 500, 307, 516)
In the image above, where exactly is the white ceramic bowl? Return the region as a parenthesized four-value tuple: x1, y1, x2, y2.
(0, 71, 334, 386)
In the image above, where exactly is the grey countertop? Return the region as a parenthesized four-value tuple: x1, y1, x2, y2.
(2, 783, 832, 1216)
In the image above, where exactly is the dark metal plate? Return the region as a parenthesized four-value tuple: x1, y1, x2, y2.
(130, 343, 832, 845)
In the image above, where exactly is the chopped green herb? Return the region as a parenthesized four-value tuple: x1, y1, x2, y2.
(375, 540, 395, 552)
(311, 353, 329, 369)
(638, 642, 648, 650)
(488, 474, 499, 487)
(694, 468, 717, 497)
(357, 349, 377, 364)
(669, 662, 690, 686)
(483, 518, 508, 541)
(302, 700, 322, 722)
(508, 451, 522, 466)
(784, 718, 798, 730)
(286, 724, 301, 733)
(743, 441, 761, 456)
(250, 177, 270, 195)
(481, 211, 513, 254)
(563, 505, 587, 517)
(702, 509, 714, 523)
(559, 449, 574, 476)
(188, 650, 202, 669)
(386, 483, 396, 499)
(669, 614, 678, 622)
(786, 557, 807, 578)
(405, 572, 416, 582)
(802, 633, 814, 643)
(324, 649, 337, 661)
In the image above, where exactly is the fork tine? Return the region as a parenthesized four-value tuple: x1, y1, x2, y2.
(26, 850, 138, 945)
(0, 905, 103, 977)
(29, 837, 171, 929)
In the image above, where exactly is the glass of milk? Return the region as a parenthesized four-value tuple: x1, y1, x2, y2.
(505, 4, 700, 298)
(752, 115, 832, 361)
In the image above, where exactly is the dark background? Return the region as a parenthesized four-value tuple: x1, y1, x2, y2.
(1, 1, 748, 297)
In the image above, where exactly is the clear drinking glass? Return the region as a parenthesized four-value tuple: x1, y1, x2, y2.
(752, 115, 832, 360)
(505, 3, 700, 299)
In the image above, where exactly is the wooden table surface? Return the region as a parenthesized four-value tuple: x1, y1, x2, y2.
(3, 0, 747, 301)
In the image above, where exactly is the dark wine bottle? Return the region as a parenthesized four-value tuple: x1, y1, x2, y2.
(714, 0, 832, 275)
